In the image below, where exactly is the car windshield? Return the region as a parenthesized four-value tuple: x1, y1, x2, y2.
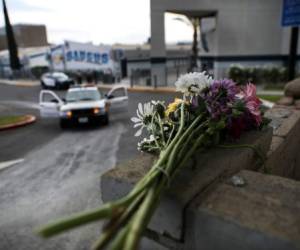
(52, 73, 68, 80)
(66, 89, 101, 102)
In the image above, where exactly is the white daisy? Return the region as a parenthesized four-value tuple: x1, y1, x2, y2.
(131, 102, 154, 136)
(175, 71, 213, 96)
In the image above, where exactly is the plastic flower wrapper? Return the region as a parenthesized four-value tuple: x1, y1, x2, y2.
(37, 72, 270, 250)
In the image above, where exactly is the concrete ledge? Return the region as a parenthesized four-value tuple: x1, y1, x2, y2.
(101, 128, 273, 243)
(185, 170, 300, 250)
(273, 110, 300, 138)
(100, 102, 300, 249)
(265, 106, 300, 179)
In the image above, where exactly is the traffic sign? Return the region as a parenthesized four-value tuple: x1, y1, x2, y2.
(282, 0, 300, 27)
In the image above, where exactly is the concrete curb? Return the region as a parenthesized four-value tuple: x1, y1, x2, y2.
(0, 79, 39, 87)
(0, 115, 37, 131)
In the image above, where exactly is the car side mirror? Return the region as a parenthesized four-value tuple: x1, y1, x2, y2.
(105, 94, 114, 99)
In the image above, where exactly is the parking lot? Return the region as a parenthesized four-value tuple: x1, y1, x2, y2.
(0, 82, 176, 250)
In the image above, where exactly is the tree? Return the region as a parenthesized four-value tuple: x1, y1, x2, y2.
(2, 0, 21, 71)
(174, 16, 200, 71)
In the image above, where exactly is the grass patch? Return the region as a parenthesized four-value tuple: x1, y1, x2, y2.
(0, 115, 27, 127)
(258, 95, 282, 103)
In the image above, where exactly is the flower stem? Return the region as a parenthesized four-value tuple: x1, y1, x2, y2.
(91, 191, 146, 250)
(177, 120, 208, 160)
(123, 187, 156, 250)
(150, 111, 161, 149)
(139, 104, 187, 180)
(166, 125, 175, 147)
(158, 115, 166, 147)
(37, 169, 159, 238)
(166, 114, 203, 172)
(170, 132, 207, 176)
(109, 225, 130, 250)
(36, 203, 122, 238)
(123, 178, 166, 250)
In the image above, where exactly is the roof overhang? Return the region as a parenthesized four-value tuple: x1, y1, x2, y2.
(167, 10, 217, 19)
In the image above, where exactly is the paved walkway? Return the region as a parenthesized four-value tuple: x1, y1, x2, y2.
(0, 78, 284, 95)
(256, 90, 284, 96)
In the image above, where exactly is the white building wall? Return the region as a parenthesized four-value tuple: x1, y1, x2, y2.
(151, 0, 294, 81)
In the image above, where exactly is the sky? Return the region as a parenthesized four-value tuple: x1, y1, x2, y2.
(1, 0, 193, 45)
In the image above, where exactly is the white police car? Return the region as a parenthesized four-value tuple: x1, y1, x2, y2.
(39, 85, 128, 128)
(41, 72, 75, 89)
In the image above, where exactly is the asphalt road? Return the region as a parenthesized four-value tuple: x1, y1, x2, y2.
(0, 83, 176, 250)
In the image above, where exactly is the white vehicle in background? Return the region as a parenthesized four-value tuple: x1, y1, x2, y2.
(40, 72, 75, 89)
(39, 85, 128, 128)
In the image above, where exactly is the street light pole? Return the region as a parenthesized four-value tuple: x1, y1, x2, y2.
(2, 0, 21, 76)
(288, 26, 299, 81)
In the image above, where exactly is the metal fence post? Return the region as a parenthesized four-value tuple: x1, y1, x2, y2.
(154, 75, 157, 89)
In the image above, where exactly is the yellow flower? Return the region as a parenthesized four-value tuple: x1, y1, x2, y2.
(165, 98, 185, 117)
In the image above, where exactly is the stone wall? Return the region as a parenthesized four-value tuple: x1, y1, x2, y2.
(185, 170, 300, 250)
(100, 105, 300, 250)
(265, 105, 300, 179)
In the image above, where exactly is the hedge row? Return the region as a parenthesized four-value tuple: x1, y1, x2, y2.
(228, 66, 288, 85)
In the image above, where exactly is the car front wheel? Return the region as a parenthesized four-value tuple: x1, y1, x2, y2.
(102, 114, 109, 126)
(60, 119, 69, 129)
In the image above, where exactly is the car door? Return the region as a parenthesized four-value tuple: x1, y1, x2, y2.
(39, 90, 63, 117)
(42, 74, 56, 87)
(106, 86, 128, 112)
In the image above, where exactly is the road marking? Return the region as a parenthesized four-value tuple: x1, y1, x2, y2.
(0, 158, 24, 171)
(0, 100, 40, 110)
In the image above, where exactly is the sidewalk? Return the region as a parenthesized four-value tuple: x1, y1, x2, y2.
(0, 78, 177, 93)
(0, 78, 284, 95)
(0, 79, 39, 87)
(97, 83, 176, 93)
(256, 84, 284, 96)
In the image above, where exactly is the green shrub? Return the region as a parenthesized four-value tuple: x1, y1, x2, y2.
(31, 66, 49, 79)
(228, 66, 246, 85)
(228, 65, 288, 85)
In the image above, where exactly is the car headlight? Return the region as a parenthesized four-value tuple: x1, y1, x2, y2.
(93, 108, 100, 114)
(60, 110, 72, 118)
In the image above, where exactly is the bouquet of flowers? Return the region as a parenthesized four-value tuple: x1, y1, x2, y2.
(37, 72, 269, 250)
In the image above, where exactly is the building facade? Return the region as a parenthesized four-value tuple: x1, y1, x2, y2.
(0, 24, 48, 50)
(113, 43, 191, 85)
(150, 0, 298, 85)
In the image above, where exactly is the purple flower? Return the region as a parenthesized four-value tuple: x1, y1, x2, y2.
(203, 79, 239, 119)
